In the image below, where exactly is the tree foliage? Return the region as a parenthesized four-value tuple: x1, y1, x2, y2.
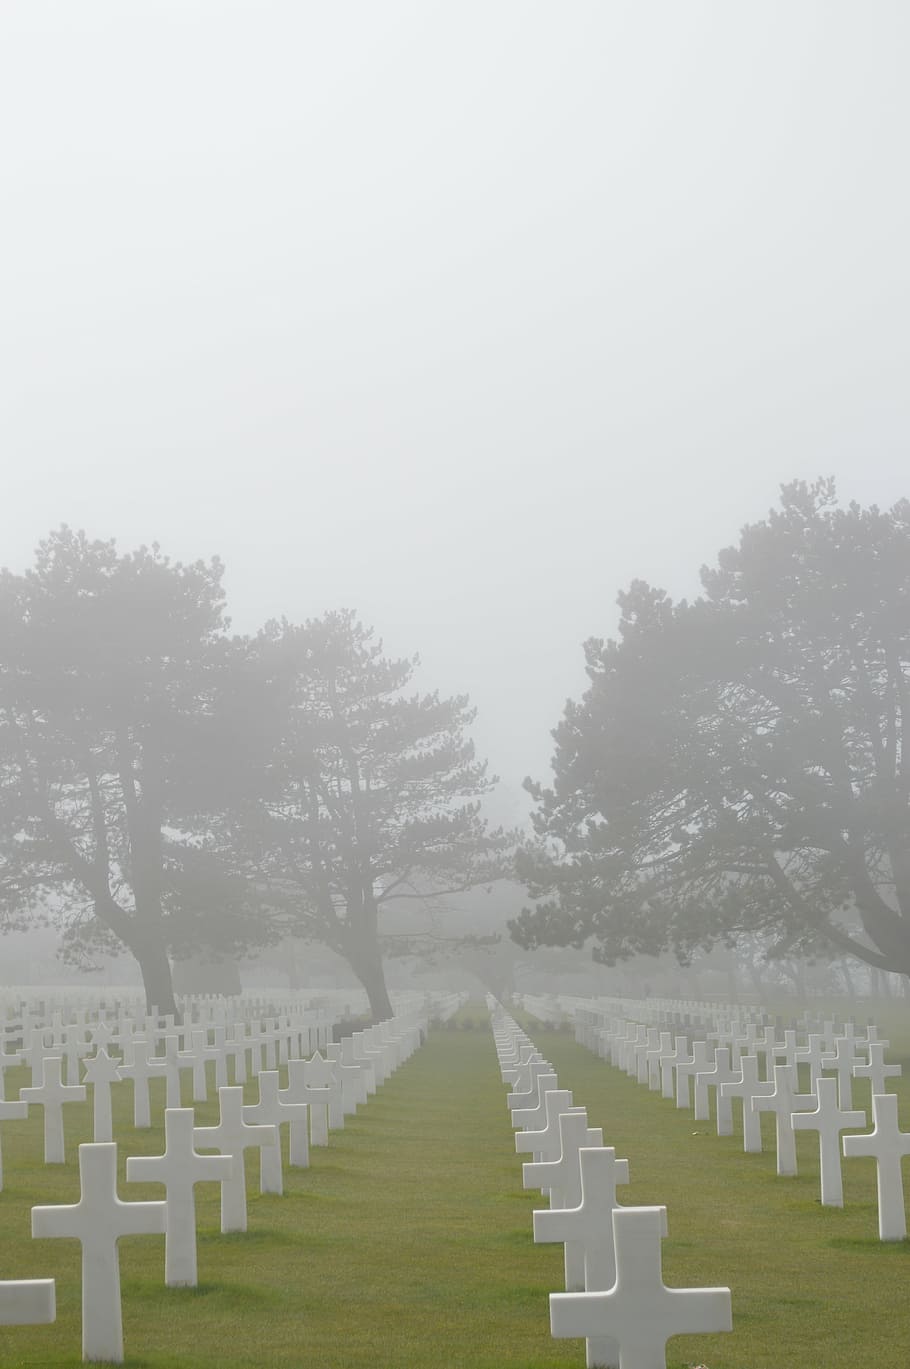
(245, 610, 515, 1019)
(0, 528, 259, 1013)
(512, 480, 910, 977)
(0, 538, 515, 1018)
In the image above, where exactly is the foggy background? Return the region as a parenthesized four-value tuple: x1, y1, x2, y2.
(2, 1, 908, 826)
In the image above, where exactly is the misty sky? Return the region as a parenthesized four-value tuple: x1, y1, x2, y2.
(2, 2, 908, 824)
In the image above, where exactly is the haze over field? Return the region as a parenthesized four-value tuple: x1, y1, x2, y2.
(2, 2, 908, 820)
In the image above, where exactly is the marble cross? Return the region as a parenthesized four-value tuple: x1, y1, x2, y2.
(719, 1054, 774, 1153)
(549, 1205, 731, 1369)
(32, 1142, 165, 1363)
(20, 1055, 86, 1164)
(853, 1041, 901, 1098)
(694, 1047, 739, 1134)
(791, 1075, 866, 1206)
(750, 1063, 816, 1177)
(193, 1086, 278, 1233)
(243, 1070, 309, 1194)
(126, 1108, 232, 1285)
(842, 1092, 910, 1240)
(523, 1110, 604, 1209)
(515, 1090, 584, 1164)
(820, 1035, 863, 1111)
(118, 1039, 160, 1128)
(82, 1047, 122, 1143)
(533, 1146, 637, 1296)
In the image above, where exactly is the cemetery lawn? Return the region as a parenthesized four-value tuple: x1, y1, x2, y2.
(0, 1008, 905, 1367)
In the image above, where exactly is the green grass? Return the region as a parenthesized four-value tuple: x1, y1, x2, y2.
(0, 1008, 905, 1367)
(521, 1006, 910, 1369)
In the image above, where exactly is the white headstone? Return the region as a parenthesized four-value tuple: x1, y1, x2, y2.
(791, 1076, 866, 1206)
(842, 1092, 910, 1240)
(719, 1054, 774, 1153)
(853, 1041, 901, 1097)
(243, 1071, 309, 1194)
(534, 1146, 638, 1301)
(20, 1055, 86, 1164)
(82, 1047, 122, 1143)
(32, 1142, 166, 1363)
(515, 1090, 584, 1163)
(750, 1063, 816, 1177)
(820, 1035, 863, 1111)
(193, 1086, 278, 1233)
(550, 1205, 732, 1369)
(126, 1108, 232, 1285)
(694, 1047, 739, 1133)
(0, 1279, 55, 1326)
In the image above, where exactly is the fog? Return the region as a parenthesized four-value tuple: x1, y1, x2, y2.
(2, 1, 908, 818)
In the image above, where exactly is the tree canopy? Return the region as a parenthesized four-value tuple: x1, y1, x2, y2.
(0, 538, 512, 1019)
(0, 528, 260, 1014)
(243, 611, 515, 1019)
(512, 480, 910, 979)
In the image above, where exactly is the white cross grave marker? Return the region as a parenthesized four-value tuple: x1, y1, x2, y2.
(525, 1112, 603, 1293)
(82, 1047, 122, 1143)
(118, 1039, 160, 1128)
(126, 1108, 232, 1285)
(303, 1052, 344, 1130)
(534, 1146, 629, 1278)
(31, 1141, 165, 1364)
(550, 1205, 732, 1369)
(193, 1086, 278, 1232)
(694, 1047, 739, 1133)
(719, 1054, 774, 1153)
(515, 1090, 584, 1164)
(790, 1075, 866, 1206)
(842, 1092, 910, 1240)
(277, 1073, 311, 1169)
(675, 1041, 714, 1112)
(657, 1036, 688, 1101)
(820, 1036, 863, 1111)
(20, 1055, 86, 1164)
(284, 1058, 332, 1147)
(523, 1111, 604, 1208)
(750, 1063, 816, 1177)
(508, 1066, 556, 1116)
(794, 1033, 830, 1089)
(242, 1070, 309, 1194)
(152, 1034, 183, 1109)
(853, 1041, 901, 1097)
(0, 1035, 22, 1100)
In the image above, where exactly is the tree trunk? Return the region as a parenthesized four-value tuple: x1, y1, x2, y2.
(133, 936, 178, 1018)
(345, 938, 393, 1022)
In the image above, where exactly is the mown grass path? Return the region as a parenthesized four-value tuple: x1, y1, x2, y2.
(531, 1022, 910, 1369)
(0, 1025, 576, 1368)
(0, 1017, 908, 1367)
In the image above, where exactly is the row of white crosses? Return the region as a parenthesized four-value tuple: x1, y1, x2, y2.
(0, 996, 441, 1364)
(489, 998, 732, 1369)
(0, 998, 350, 1169)
(555, 993, 910, 1242)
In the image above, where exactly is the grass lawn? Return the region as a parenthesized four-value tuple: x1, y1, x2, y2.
(0, 1004, 905, 1367)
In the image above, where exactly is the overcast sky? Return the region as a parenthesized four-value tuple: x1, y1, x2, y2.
(2, 2, 908, 824)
